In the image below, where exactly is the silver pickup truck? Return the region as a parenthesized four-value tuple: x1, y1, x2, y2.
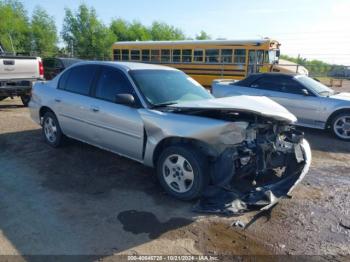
(0, 44, 44, 106)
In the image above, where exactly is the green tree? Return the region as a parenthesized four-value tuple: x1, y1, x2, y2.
(62, 4, 115, 60)
(195, 30, 211, 40)
(150, 21, 185, 40)
(128, 21, 151, 41)
(110, 18, 131, 41)
(31, 6, 58, 57)
(110, 19, 151, 41)
(0, 0, 31, 53)
(281, 54, 336, 77)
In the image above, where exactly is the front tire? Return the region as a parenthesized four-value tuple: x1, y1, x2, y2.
(156, 145, 208, 200)
(331, 112, 350, 141)
(42, 111, 64, 147)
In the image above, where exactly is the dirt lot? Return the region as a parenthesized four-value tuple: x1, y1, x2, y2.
(0, 96, 349, 259)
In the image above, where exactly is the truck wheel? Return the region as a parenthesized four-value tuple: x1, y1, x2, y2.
(20, 95, 31, 107)
(42, 111, 64, 147)
(156, 145, 209, 200)
(331, 112, 350, 141)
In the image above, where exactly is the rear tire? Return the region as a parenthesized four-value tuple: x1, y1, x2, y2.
(20, 94, 31, 107)
(156, 145, 209, 200)
(331, 112, 350, 141)
(42, 111, 64, 147)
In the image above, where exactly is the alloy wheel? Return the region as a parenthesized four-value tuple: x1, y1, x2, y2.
(162, 154, 194, 193)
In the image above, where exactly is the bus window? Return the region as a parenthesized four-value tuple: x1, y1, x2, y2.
(234, 49, 246, 64)
(161, 49, 171, 62)
(142, 50, 150, 61)
(221, 49, 233, 63)
(151, 50, 160, 62)
(194, 49, 204, 63)
(131, 50, 140, 61)
(122, 49, 129, 61)
(172, 49, 181, 62)
(205, 49, 219, 63)
(182, 49, 192, 63)
(113, 49, 121, 61)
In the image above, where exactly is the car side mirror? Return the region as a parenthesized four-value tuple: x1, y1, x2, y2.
(115, 93, 135, 106)
(301, 89, 309, 96)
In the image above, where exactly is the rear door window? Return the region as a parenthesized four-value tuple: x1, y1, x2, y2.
(64, 65, 98, 95)
(58, 70, 71, 90)
(95, 66, 134, 102)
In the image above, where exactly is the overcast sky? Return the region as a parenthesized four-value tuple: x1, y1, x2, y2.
(21, 0, 350, 65)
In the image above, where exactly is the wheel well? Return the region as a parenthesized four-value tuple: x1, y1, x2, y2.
(39, 106, 55, 123)
(326, 109, 350, 128)
(152, 137, 217, 166)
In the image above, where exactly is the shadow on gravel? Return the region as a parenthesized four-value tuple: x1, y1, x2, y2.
(118, 210, 192, 239)
(297, 127, 350, 154)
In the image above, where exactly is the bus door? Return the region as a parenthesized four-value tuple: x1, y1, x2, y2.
(248, 50, 264, 74)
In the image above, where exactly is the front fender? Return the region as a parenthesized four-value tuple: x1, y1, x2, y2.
(139, 109, 248, 167)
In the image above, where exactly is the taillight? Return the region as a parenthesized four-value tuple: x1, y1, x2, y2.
(39, 60, 44, 79)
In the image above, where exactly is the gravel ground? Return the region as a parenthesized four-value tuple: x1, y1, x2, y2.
(0, 96, 349, 260)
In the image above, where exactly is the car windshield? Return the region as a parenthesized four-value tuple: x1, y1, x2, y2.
(129, 69, 213, 106)
(295, 75, 335, 96)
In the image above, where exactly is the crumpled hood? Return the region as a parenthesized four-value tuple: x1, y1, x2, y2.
(169, 95, 297, 123)
(330, 92, 350, 102)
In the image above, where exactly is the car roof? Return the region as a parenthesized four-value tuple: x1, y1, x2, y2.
(70, 61, 179, 71)
(235, 72, 299, 86)
(248, 72, 298, 78)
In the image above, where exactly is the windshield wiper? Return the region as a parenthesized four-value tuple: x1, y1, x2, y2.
(150, 102, 178, 108)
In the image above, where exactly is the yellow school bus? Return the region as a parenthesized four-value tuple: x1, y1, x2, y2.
(112, 39, 287, 87)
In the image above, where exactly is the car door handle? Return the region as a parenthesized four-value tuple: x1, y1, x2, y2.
(54, 98, 61, 103)
(90, 106, 99, 112)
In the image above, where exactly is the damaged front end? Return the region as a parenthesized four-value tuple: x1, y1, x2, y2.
(194, 118, 311, 215)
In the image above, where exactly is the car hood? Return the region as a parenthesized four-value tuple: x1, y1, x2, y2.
(330, 92, 350, 102)
(169, 95, 297, 123)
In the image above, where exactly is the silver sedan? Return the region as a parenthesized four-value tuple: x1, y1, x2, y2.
(29, 61, 310, 213)
(213, 73, 350, 140)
